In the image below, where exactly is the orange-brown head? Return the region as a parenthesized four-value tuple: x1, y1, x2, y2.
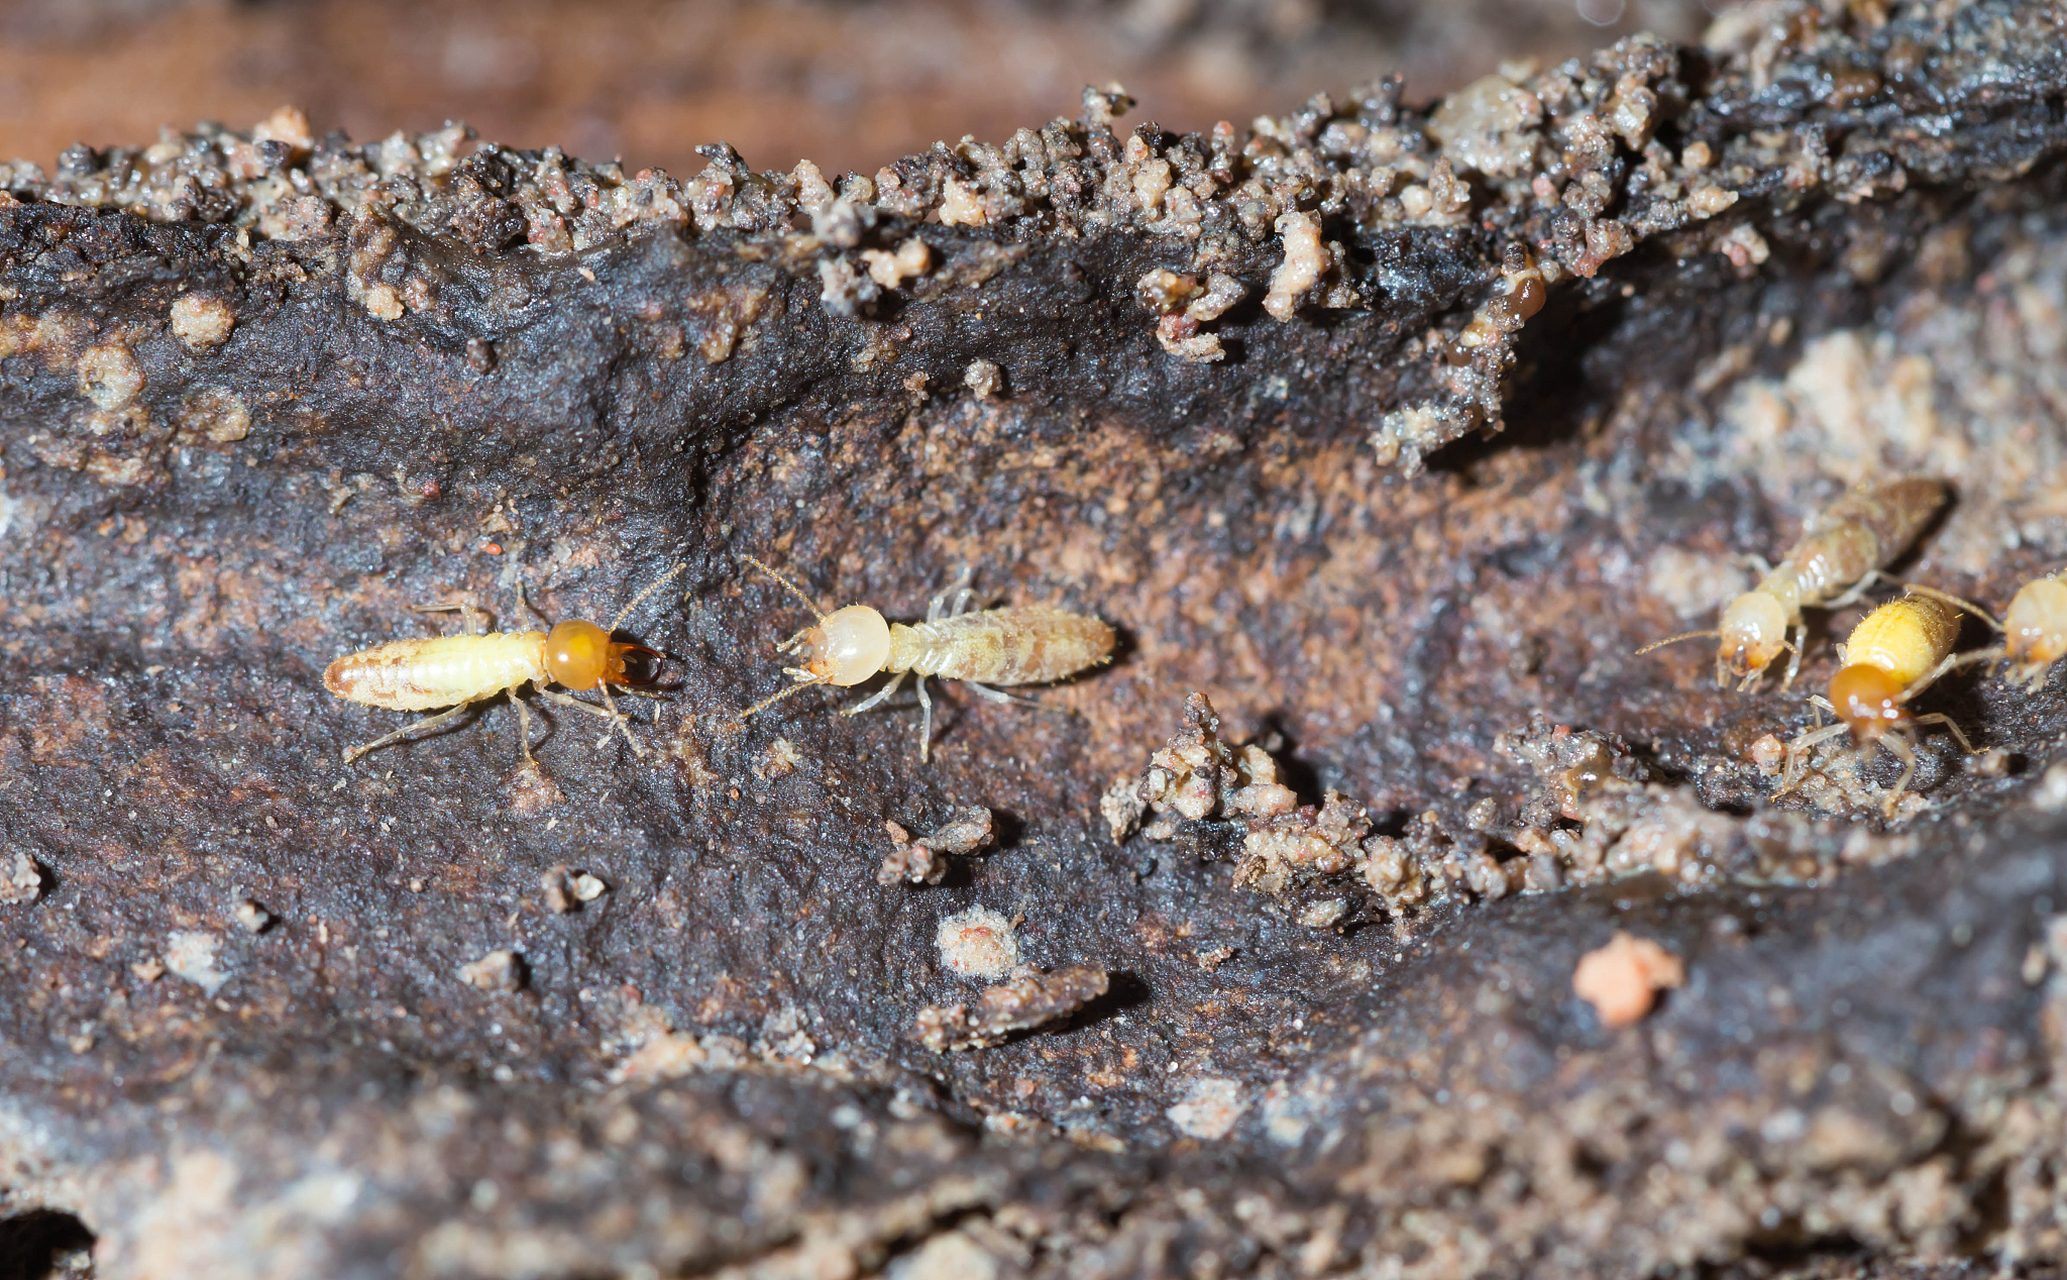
(1828, 663, 1906, 742)
(1716, 590, 1789, 683)
(544, 619, 657, 691)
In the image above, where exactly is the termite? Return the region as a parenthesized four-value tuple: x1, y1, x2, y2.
(324, 563, 685, 763)
(736, 555, 1116, 761)
(1775, 590, 1978, 818)
(1901, 574, 2067, 691)
(1638, 478, 1947, 690)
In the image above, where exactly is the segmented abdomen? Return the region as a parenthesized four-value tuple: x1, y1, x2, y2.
(323, 631, 548, 710)
(1781, 477, 1945, 606)
(903, 606, 1115, 685)
(1844, 594, 1961, 686)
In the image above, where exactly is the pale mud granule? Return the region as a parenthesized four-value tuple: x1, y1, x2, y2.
(1263, 211, 1326, 321)
(1698, 228, 2067, 579)
(1714, 329, 1946, 504)
(913, 964, 1109, 1052)
(1167, 1075, 1250, 1141)
(1572, 931, 1685, 1028)
(936, 906, 1018, 980)
(164, 929, 231, 995)
(1646, 546, 1751, 619)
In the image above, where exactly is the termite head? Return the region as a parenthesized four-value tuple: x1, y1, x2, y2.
(545, 619, 655, 691)
(781, 604, 890, 687)
(1717, 590, 1789, 683)
(2003, 578, 2067, 686)
(1829, 663, 1906, 742)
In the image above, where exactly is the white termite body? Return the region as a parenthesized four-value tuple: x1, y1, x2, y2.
(2000, 575, 2067, 689)
(1902, 573, 2067, 692)
(740, 556, 1116, 760)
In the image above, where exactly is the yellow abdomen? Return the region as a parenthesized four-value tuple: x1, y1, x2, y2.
(323, 631, 548, 711)
(1841, 596, 1960, 687)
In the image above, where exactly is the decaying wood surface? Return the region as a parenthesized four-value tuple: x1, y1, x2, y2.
(3, 1, 2067, 1275)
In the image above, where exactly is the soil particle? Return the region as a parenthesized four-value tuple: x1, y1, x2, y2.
(914, 964, 1109, 1052)
(935, 906, 1019, 980)
(1572, 931, 1687, 1028)
(457, 950, 526, 993)
(2, 850, 45, 905)
(880, 807, 996, 886)
(168, 293, 235, 351)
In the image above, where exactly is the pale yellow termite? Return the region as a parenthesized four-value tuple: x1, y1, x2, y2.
(1639, 478, 1947, 690)
(1902, 574, 2067, 691)
(737, 556, 1116, 761)
(1776, 591, 1977, 817)
(324, 564, 684, 763)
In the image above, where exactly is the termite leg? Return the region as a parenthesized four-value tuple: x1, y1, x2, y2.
(1898, 583, 2004, 630)
(1775, 722, 1848, 797)
(412, 598, 489, 636)
(1826, 570, 1885, 611)
(963, 680, 1035, 707)
(1878, 732, 1919, 820)
(1808, 693, 1834, 729)
(595, 682, 646, 757)
(1910, 711, 1973, 754)
(841, 670, 908, 717)
(1739, 554, 1774, 577)
(514, 697, 536, 765)
(515, 581, 551, 626)
(1780, 624, 1807, 692)
(916, 675, 934, 763)
(926, 568, 975, 622)
(342, 703, 475, 763)
(534, 685, 643, 757)
(1898, 649, 1994, 702)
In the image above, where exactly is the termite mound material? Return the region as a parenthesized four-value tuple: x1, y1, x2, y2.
(4, 1, 2067, 1276)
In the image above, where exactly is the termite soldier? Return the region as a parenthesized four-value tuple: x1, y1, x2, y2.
(738, 556, 1116, 761)
(1639, 478, 1947, 690)
(324, 563, 684, 763)
(1776, 590, 1979, 818)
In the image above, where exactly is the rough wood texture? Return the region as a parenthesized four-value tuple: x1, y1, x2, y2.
(3, 1, 2067, 1275)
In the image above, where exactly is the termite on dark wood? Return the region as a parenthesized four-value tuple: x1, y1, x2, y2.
(737, 556, 1116, 761)
(1775, 590, 1980, 818)
(1904, 574, 2067, 692)
(1638, 478, 1947, 690)
(324, 563, 684, 763)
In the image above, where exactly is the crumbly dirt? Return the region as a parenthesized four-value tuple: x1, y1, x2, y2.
(4, 0, 2067, 1277)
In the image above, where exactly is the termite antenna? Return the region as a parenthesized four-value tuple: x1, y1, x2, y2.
(515, 580, 551, 626)
(610, 561, 689, 633)
(1634, 629, 1719, 656)
(740, 676, 828, 721)
(741, 554, 831, 619)
(1898, 582, 2005, 631)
